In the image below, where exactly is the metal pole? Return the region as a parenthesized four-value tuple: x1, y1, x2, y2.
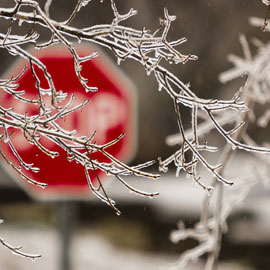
(59, 201, 75, 270)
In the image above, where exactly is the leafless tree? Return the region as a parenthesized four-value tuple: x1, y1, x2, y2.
(0, 0, 269, 266)
(169, 6, 270, 270)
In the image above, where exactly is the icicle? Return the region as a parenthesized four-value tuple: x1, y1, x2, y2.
(176, 166, 181, 177)
(117, 57, 121, 66)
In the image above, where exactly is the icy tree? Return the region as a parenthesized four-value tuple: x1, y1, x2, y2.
(169, 7, 270, 270)
(0, 0, 269, 266)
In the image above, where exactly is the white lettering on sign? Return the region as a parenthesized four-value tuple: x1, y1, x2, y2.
(88, 92, 126, 143)
(9, 92, 127, 151)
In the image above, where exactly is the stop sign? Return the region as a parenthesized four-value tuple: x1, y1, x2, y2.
(0, 44, 137, 200)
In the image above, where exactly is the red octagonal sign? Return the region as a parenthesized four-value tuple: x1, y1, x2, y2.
(0, 45, 137, 200)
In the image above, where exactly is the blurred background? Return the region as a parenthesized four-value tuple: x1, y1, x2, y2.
(0, 0, 269, 269)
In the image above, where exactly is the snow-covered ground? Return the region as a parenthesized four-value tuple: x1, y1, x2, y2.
(0, 226, 254, 270)
(0, 153, 269, 269)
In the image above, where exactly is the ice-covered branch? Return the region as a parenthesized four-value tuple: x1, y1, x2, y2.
(169, 27, 270, 270)
(0, 220, 41, 260)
